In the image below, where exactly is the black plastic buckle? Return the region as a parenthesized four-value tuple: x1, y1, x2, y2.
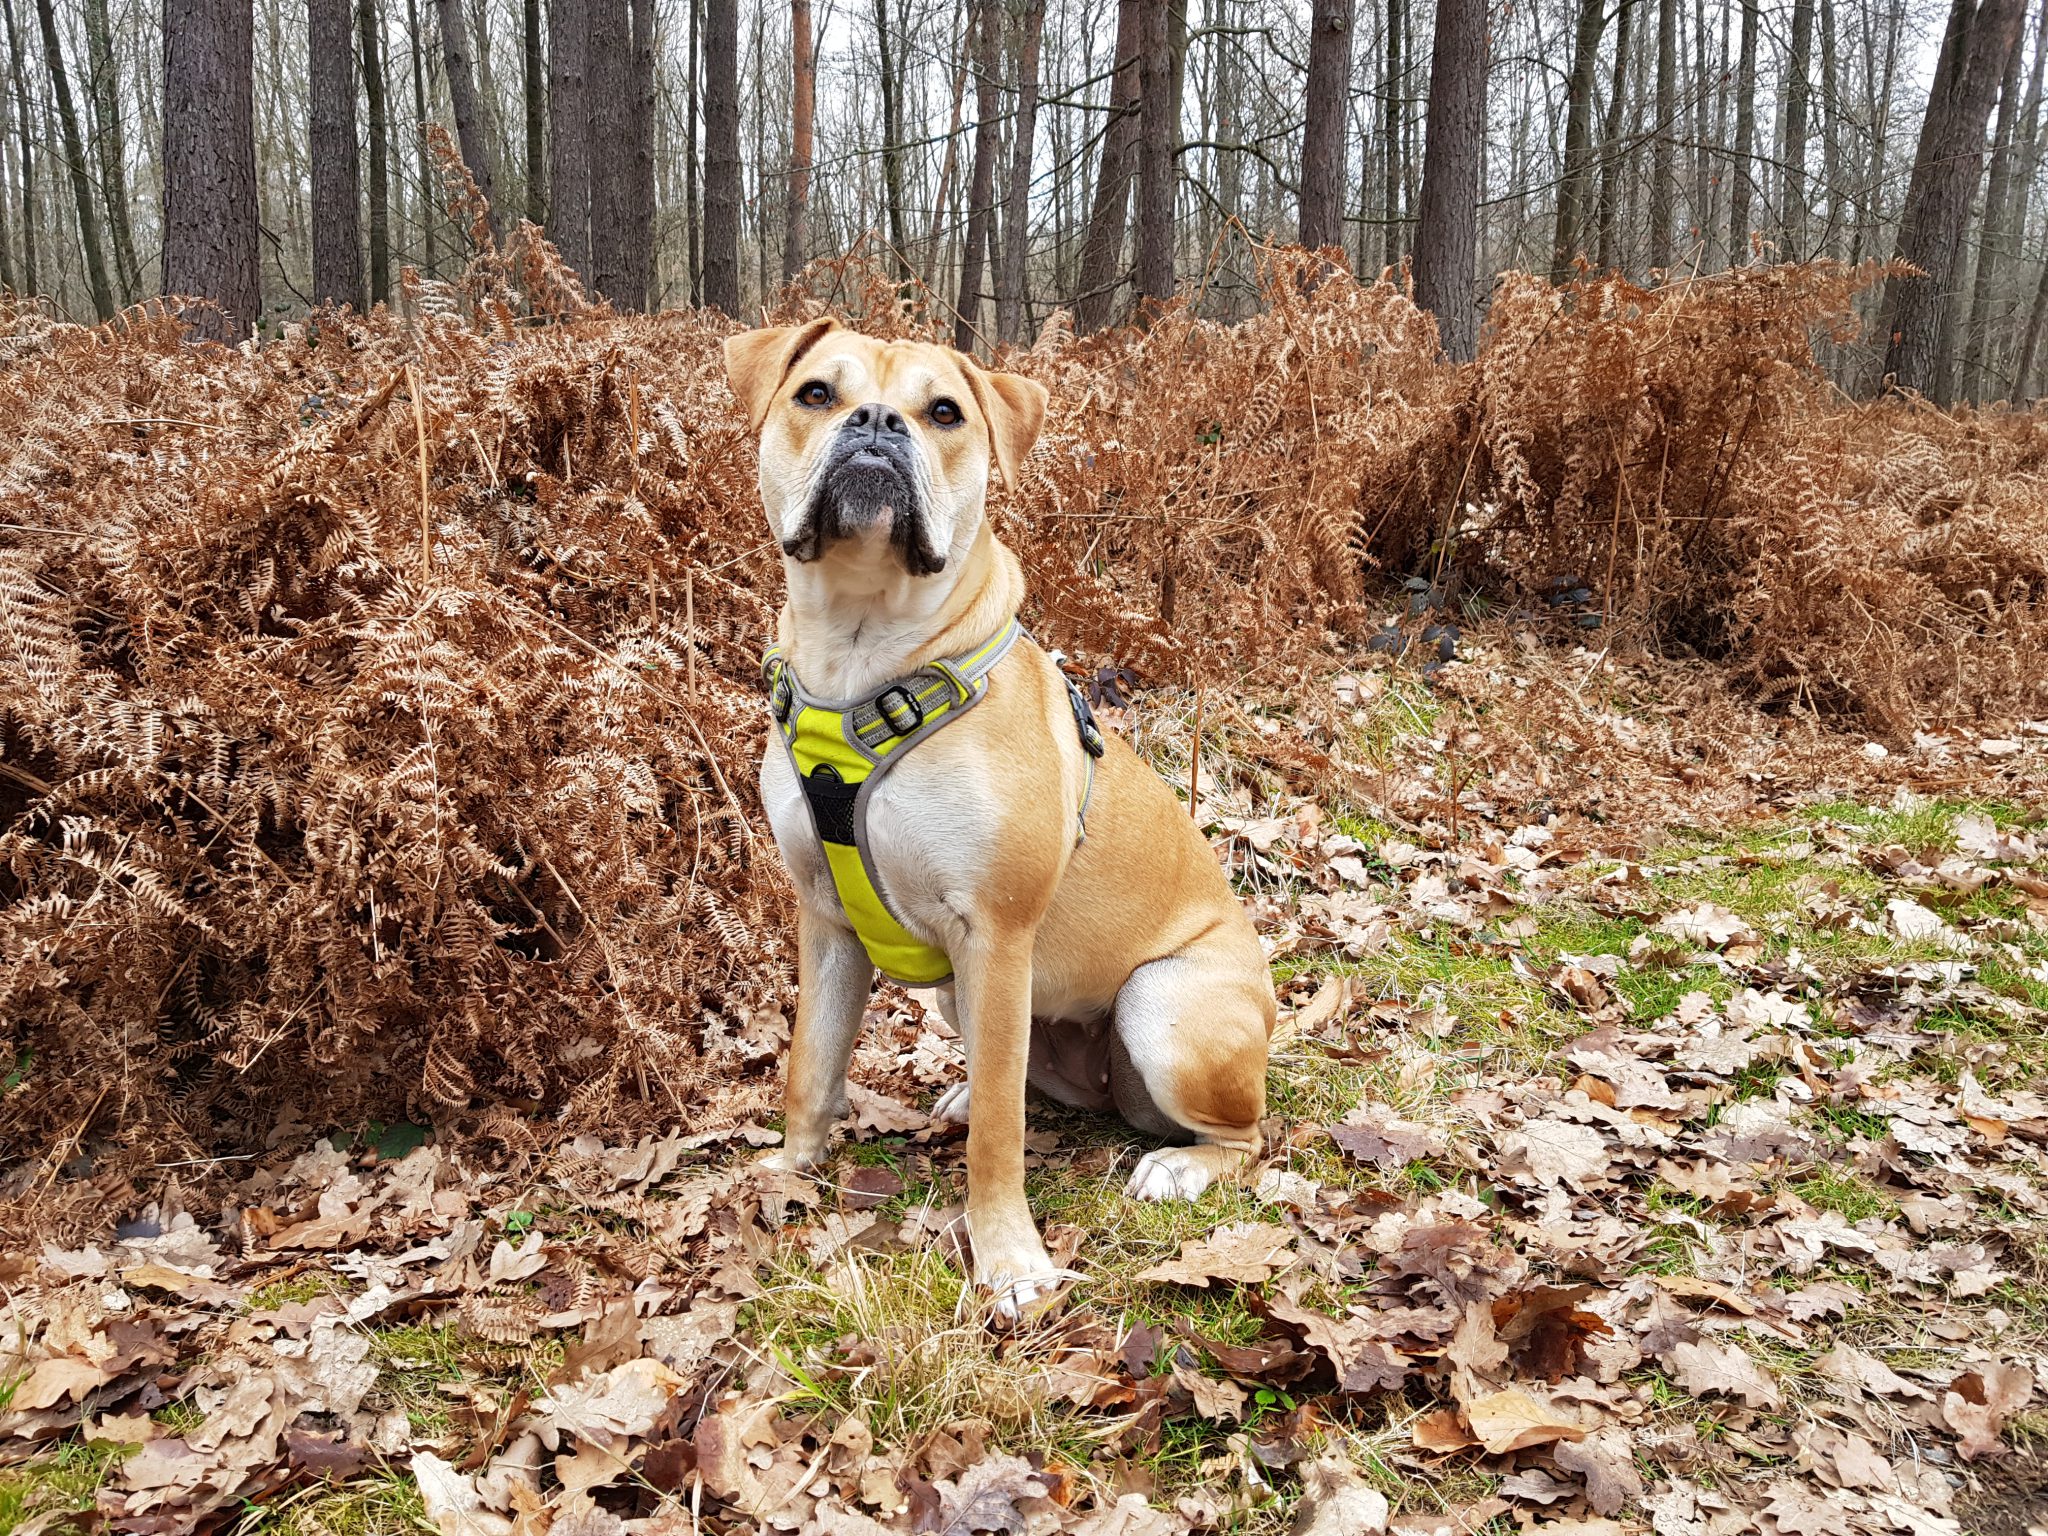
(875, 684, 925, 737)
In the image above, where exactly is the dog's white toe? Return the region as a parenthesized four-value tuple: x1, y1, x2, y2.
(932, 1082, 972, 1125)
(1125, 1147, 1216, 1202)
(985, 1269, 1063, 1323)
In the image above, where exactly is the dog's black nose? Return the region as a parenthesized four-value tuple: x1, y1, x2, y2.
(846, 402, 909, 443)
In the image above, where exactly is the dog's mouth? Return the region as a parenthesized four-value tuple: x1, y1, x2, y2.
(782, 429, 947, 575)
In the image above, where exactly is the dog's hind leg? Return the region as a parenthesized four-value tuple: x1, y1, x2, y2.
(1109, 947, 1272, 1202)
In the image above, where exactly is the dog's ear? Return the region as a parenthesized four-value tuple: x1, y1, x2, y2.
(723, 318, 839, 430)
(961, 360, 1048, 491)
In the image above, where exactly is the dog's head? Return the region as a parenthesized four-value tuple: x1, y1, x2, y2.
(724, 320, 1047, 578)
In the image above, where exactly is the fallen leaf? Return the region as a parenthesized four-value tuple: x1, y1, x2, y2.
(1663, 1340, 1783, 1410)
(1136, 1223, 1297, 1287)
(1291, 1454, 1389, 1535)
(1942, 1362, 2032, 1460)
(1459, 1385, 1587, 1454)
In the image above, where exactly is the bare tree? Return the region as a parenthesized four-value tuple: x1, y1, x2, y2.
(701, 0, 741, 313)
(1414, 0, 1487, 358)
(1782, 0, 1815, 254)
(406, 0, 441, 276)
(34, 0, 115, 319)
(163, 0, 260, 338)
(874, 0, 913, 277)
(782, 0, 814, 281)
(1551, 0, 1607, 277)
(1134, 0, 1173, 303)
(1878, 0, 2027, 399)
(1962, 16, 2028, 395)
(997, 0, 1046, 342)
(1, 0, 34, 297)
(632, 0, 656, 302)
(1595, 0, 1634, 269)
(1300, 0, 1353, 253)
(1651, 0, 1677, 266)
(81, 0, 137, 298)
(360, 0, 392, 302)
(955, 0, 999, 348)
(589, 0, 638, 305)
(1075, 0, 1141, 331)
(1730, 0, 1759, 257)
(436, 0, 502, 242)
(309, 0, 365, 307)
(524, 0, 546, 226)
(546, 0, 591, 279)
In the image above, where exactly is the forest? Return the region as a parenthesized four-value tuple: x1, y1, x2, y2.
(1, 0, 2047, 1530)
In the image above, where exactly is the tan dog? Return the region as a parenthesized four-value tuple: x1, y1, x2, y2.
(725, 319, 1276, 1316)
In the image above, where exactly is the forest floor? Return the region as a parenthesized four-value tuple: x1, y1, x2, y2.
(3, 640, 2047, 1536)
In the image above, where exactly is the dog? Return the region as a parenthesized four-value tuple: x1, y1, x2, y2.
(725, 318, 1276, 1316)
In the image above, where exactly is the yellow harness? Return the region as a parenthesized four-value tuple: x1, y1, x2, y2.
(764, 620, 1103, 985)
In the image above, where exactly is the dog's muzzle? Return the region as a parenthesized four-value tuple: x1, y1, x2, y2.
(783, 404, 947, 575)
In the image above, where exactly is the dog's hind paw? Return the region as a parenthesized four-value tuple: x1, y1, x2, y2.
(1125, 1147, 1217, 1202)
(932, 1082, 971, 1125)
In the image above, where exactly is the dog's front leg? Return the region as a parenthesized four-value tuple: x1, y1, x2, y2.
(765, 905, 873, 1171)
(955, 931, 1058, 1320)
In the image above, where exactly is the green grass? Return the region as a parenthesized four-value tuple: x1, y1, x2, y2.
(234, 1470, 430, 1535)
(0, 1439, 130, 1532)
(247, 1271, 341, 1311)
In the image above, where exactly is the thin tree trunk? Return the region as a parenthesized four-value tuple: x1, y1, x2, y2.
(1781, 0, 1813, 255)
(782, 0, 814, 280)
(922, 0, 970, 288)
(631, 0, 655, 303)
(1075, 0, 1140, 331)
(81, 0, 136, 298)
(1, 0, 34, 297)
(1551, 0, 1606, 278)
(1730, 0, 1758, 258)
(1134, 0, 1173, 302)
(1878, 0, 2028, 398)
(955, 0, 999, 348)
(34, 0, 114, 319)
(2004, 0, 2047, 250)
(546, 0, 589, 278)
(360, 0, 391, 302)
(1300, 0, 1353, 252)
(1413, 0, 1486, 357)
(874, 0, 911, 277)
(524, 0, 545, 225)
(1651, 0, 1676, 266)
(407, 0, 440, 275)
(1962, 12, 2027, 397)
(434, 0, 500, 242)
(1596, 0, 1634, 270)
(162, 0, 260, 337)
(701, 0, 740, 313)
(997, 0, 1045, 341)
(0, 38, 13, 292)
(686, 0, 700, 303)
(309, 0, 364, 306)
(1817, 0, 1842, 252)
(2015, 223, 2048, 391)
(1382, 0, 1404, 267)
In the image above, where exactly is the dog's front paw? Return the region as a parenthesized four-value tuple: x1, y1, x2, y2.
(972, 1230, 1065, 1325)
(756, 1145, 822, 1176)
(931, 1082, 971, 1125)
(1125, 1147, 1217, 1203)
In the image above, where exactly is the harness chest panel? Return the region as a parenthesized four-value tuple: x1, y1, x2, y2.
(764, 620, 1103, 986)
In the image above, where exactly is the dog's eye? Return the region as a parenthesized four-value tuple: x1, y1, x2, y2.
(928, 397, 963, 428)
(794, 380, 834, 409)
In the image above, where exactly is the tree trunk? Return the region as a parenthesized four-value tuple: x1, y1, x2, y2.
(922, 0, 969, 287)
(1595, 0, 1634, 270)
(1961, 12, 2027, 397)
(434, 0, 500, 242)
(1730, 0, 1758, 258)
(1413, 0, 1486, 358)
(1, 0, 34, 297)
(1781, 0, 1813, 256)
(1299, 0, 1353, 252)
(1382, 0, 1404, 267)
(308, 0, 364, 306)
(996, 0, 1045, 342)
(81, 0, 136, 299)
(1075, 0, 1141, 330)
(162, 0, 260, 337)
(546, 0, 590, 279)
(523, 0, 546, 225)
(1878, 0, 2028, 398)
(35, 0, 114, 319)
(2015, 224, 2048, 393)
(631, 0, 656, 303)
(782, 0, 814, 280)
(1550, 0, 1606, 278)
(2004, 0, 2047, 252)
(685, 0, 700, 302)
(1650, 0, 1676, 266)
(0, 41, 12, 292)
(1134, 0, 1173, 303)
(701, 0, 740, 313)
(360, 0, 391, 302)
(954, 0, 999, 348)
(407, 0, 440, 275)
(873, 0, 912, 277)
(587, 0, 634, 305)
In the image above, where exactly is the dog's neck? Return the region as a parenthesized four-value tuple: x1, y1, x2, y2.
(776, 519, 1025, 699)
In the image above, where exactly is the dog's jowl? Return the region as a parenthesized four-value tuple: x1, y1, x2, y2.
(725, 320, 1277, 1319)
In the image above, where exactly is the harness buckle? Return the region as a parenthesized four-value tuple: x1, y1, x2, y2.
(875, 684, 925, 736)
(769, 666, 795, 723)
